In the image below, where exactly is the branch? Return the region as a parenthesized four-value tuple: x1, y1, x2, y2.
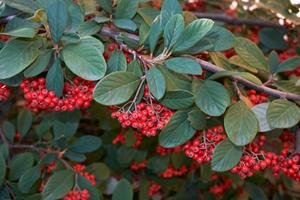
(100, 27, 300, 102)
(193, 12, 282, 28)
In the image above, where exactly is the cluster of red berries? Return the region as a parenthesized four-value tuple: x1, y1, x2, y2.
(20, 77, 94, 112)
(46, 161, 57, 174)
(155, 146, 182, 156)
(183, 0, 204, 11)
(148, 182, 161, 197)
(0, 35, 10, 41)
(159, 165, 188, 178)
(112, 133, 126, 145)
(0, 83, 10, 101)
(111, 102, 173, 137)
(63, 189, 90, 200)
(103, 43, 132, 63)
(112, 131, 143, 148)
(130, 160, 147, 171)
(209, 174, 233, 196)
(73, 164, 96, 186)
(183, 125, 226, 164)
(247, 89, 269, 105)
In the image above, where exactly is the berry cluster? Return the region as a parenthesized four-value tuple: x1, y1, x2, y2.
(247, 89, 269, 105)
(209, 174, 233, 196)
(183, 0, 204, 11)
(0, 83, 10, 101)
(111, 102, 173, 137)
(183, 125, 226, 164)
(159, 165, 188, 178)
(20, 77, 94, 112)
(63, 189, 90, 200)
(130, 160, 147, 171)
(73, 164, 96, 186)
(46, 161, 57, 174)
(112, 133, 126, 145)
(155, 146, 182, 156)
(148, 182, 161, 197)
(103, 43, 132, 63)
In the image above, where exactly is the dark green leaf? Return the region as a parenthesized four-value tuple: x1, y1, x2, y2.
(42, 170, 74, 200)
(245, 182, 268, 200)
(148, 17, 163, 53)
(113, 19, 137, 31)
(252, 103, 272, 132)
(268, 50, 279, 73)
(259, 28, 288, 50)
(117, 146, 137, 166)
(93, 72, 141, 106)
(77, 175, 102, 200)
(96, 0, 112, 13)
(165, 57, 202, 75)
(107, 50, 127, 73)
(146, 67, 166, 100)
(17, 109, 32, 138)
(211, 139, 243, 172)
(137, 8, 160, 25)
(70, 136, 102, 153)
(115, 0, 138, 19)
(64, 151, 86, 162)
(147, 156, 168, 173)
(2, 27, 36, 38)
(53, 109, 81, 138)
(160, 90, 194, 109)
(206, 25, 234, 52)
(208, 71, 262, 85)
(159, 110, 195, 148)
(225, 101, 258, 146)
(18, 166, 41, 193)
(160, 0, 182, 26)
(2, 121, 15, 143)
(47, 0, 68, 43)
(46, 58, 64, 97)
(127, 60, 143, 77)
(276, 56, 300, 73)
(163, 14, 184, 49)
(24, 50, 52, 78)
(0, 154, 5, 187)
(86, 162, 110, 181)
(187, 109, 206, 130)
(112, 179, 133, 200)
(9, 152, 34, 181)
(77, 20, 101, 36)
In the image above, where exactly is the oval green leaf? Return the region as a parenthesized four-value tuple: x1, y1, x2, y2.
(146, 67, 166, 100)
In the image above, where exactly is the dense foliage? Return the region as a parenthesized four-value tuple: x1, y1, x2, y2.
(0, 0, 300, 199)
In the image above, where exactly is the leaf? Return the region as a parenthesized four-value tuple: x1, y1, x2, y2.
(46, 0, 68, 44)
(229, 55, 259, 73)
(117, 146, 137, 167)
(17, 109, 32, 139)
(18, 166, 41, 193)
(42, 170, 74, 200)
(112, 179, 133, 200)
(86, 162, 110, 181)
(80, 36, 104, 53)
(268, 50, 280, 73)
(245, 182, 268, 200)
(93, 72, 141, 105)
(2, 121, 15, 143)
(127, 60, 143, 77)
(96, 0, 112, 13)
(172, 19, 214, 53)
(206, 25, 234, 52)
(107, 50, 127, 74)
(77, 175, 102, 200)
(77, 21, 101, 36)
(165, 57, 202, 75)
(2, 27, 36, 38)
(53, 109, 81, 138)
(208, 71, 262, 85)
(187, 109, 206, 130)
(194, 80, 230, 116)
(0, 154, 5, 187)
(147, 156, 168, 173)
(115, 0, 138, 19)
(234, 37, 269, 71)
(160, 90, 194, 109)
(163, 14, 184, 49)
(69, 136, 102, 153)
(159, 110, 196, 148)
(113, 19, 137, 31)
(148, 17, 163, 53)
(160, 0, 182, 26)
(211, 139, 243, 172)
(137, 8, 160, 25)
(24, 50, 52, 78)
(259, 28, 288, 50)
(252, 103, 272, 132)
(224, 101, 258, 146)
(0, 39, 39, 79)
(267, 99, 300, 128)
(46, 58, 64, 97)
(9, 152, 34, 181)
(62, 41, 106, 80)
(146, 67, 166, 100)
(276, 56, 300, 73)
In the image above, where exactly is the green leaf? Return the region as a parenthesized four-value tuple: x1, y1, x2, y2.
(107, 50, 127, 73)
(267, 99, 300, 128)
(46, 0, 68, 44)
(113, 19, 137, 31)
(173, 19, 214, 53)
(206, 25, 234, 52)
(268, 50, 280, 73)
(96, 0, 112, 13)
(160, 0, 182, 26)
(70, 136, 102, 153)
(187, 109, 206, 130)
(234, 37, 269, 71)
(42, 170, 74, 200)
(46, 58, 64, 97)
(93, 72, 141, 106)
(17, 109, 32, 139)
(259, 28, 288, 50)
(86, 162, 110, 181)
(163, 14, 184, 49)
(115, 0, 138, 19)
(147, 156, 168, 173)
(77, 175, 102, 200)
(2, 121, 15, 143)
(148, 17, 163, 53)
(224, 101, 258, 146)
(276, 56, 300, 73)
(208, 71, 262, 85)
(117, 146, 137, 167)
(229, 55, 259, 74)
(9, 152, 34, 181)
(62, 41, 106, 80)
(77, 21, 101, 36)
(18, 166, 41, 193)
(0, 39, 39, 79)
(127, 60, 143, 77)
(0, 154, 5, 187)
(160, 90, 194, 109)
(245, 182, 268, 200)
(211, 139, 243, 172)
(159, 110, 196, 148)
(24, 50, 52, 78)
(194, 80, 230, 116)
(165, 57, 202, 75)
(159, 66, 192, 91)
(252, 103, 272, 132)
(146, 67, 166, 100)
(112, 179, 133, 200)
(138, 8, 160, 25)
(80, 36, 104, 53)
(53, 109, 81, 138)
(2, 27, 36, 38)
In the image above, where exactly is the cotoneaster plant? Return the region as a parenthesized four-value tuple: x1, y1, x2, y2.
(0, 0, 300, 199)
